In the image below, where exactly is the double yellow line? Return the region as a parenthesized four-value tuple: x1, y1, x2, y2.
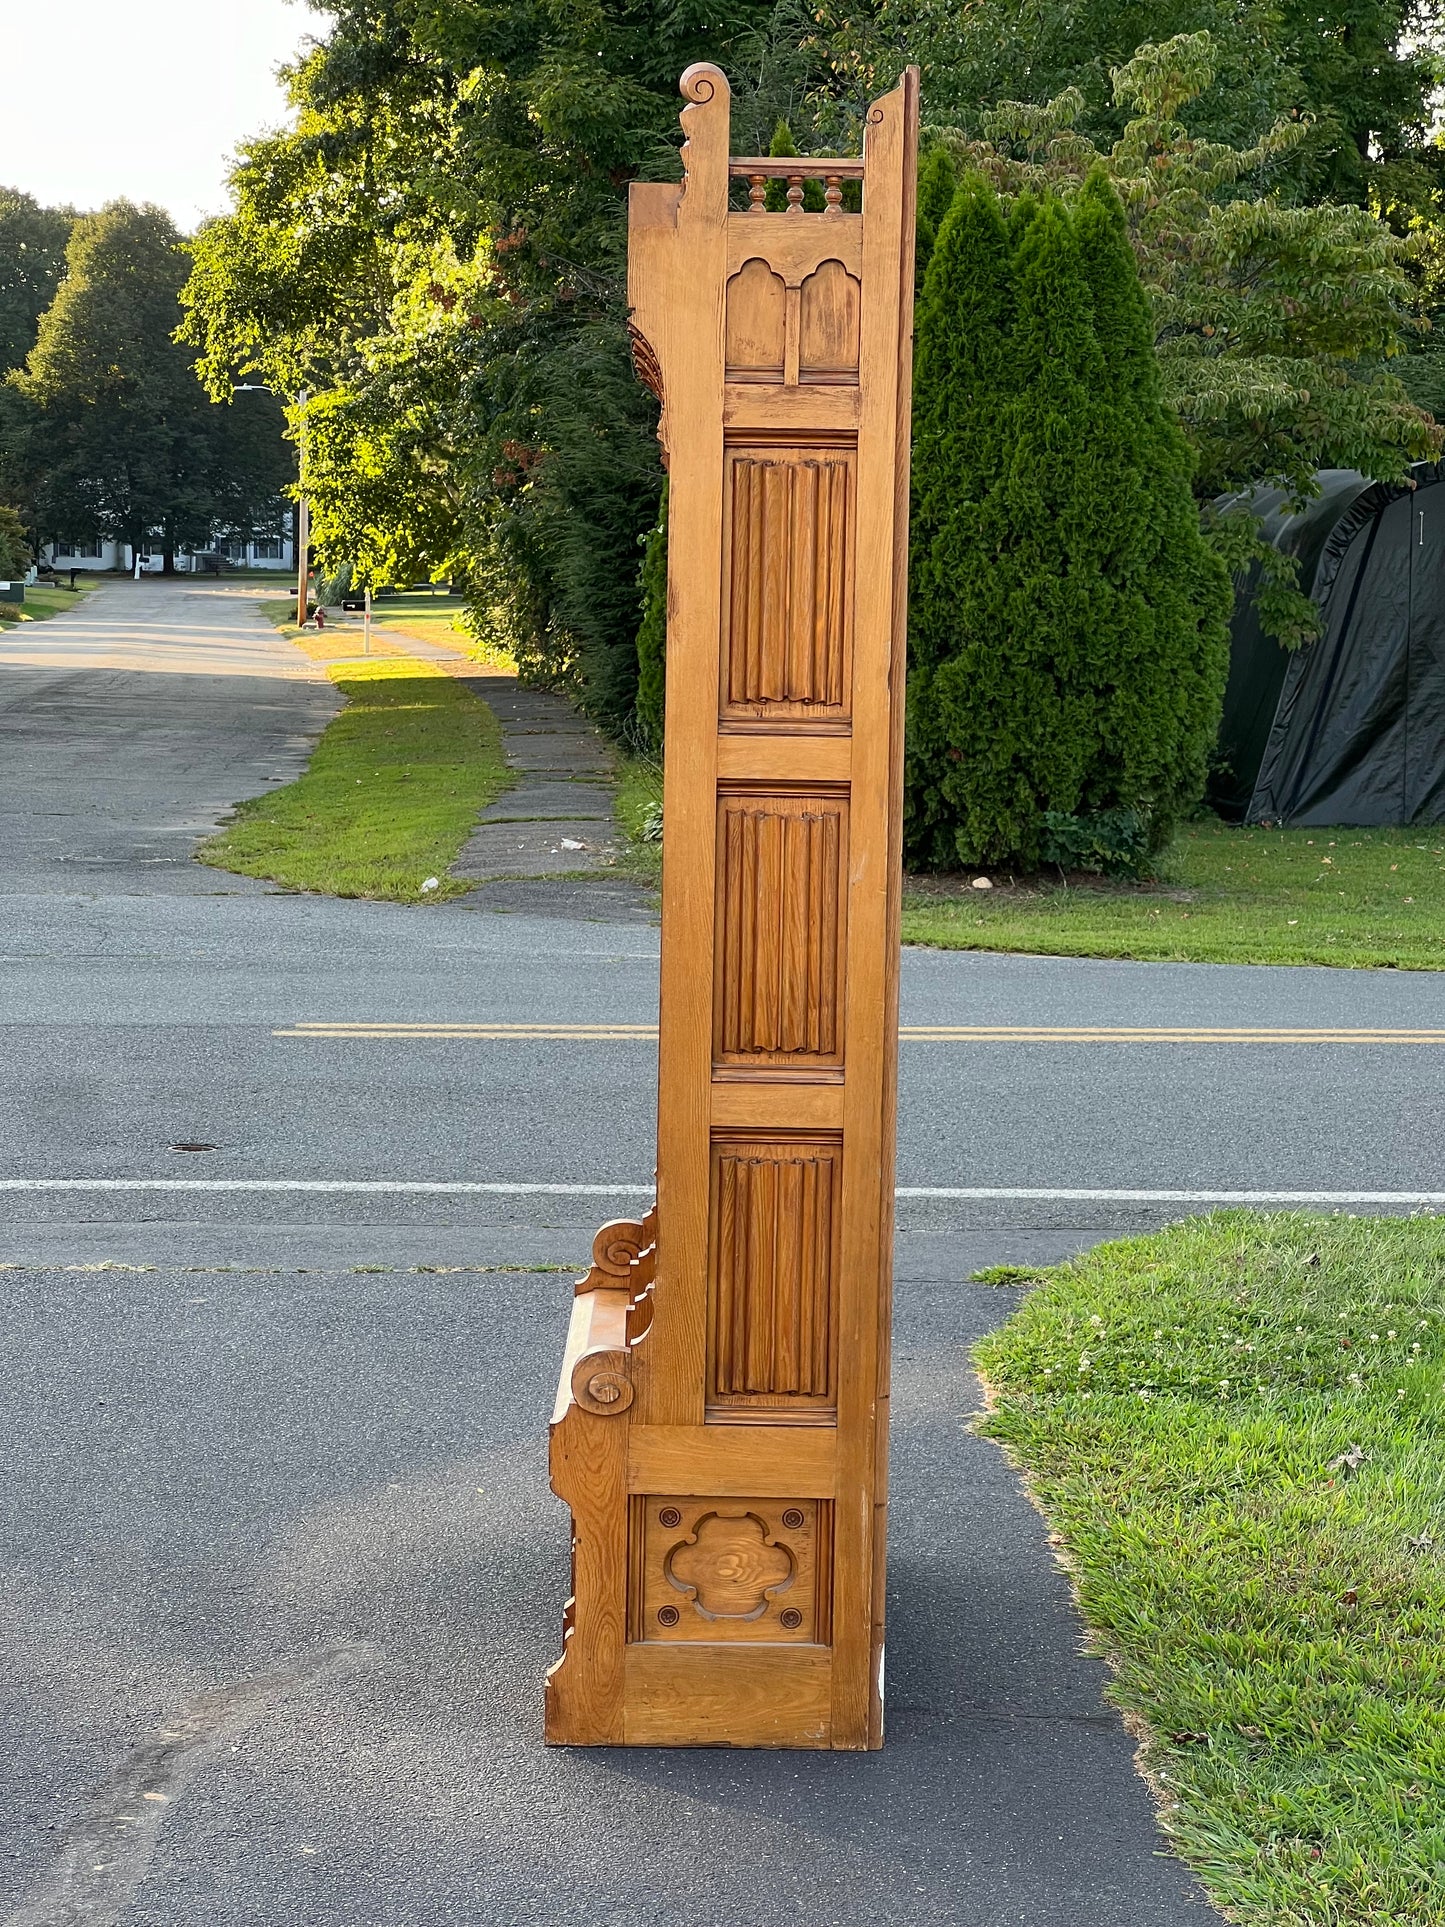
(274, 1021, 1445, 1045)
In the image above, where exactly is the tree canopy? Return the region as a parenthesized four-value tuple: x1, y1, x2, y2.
(0, 189, 73, 376)
(181, 0, 782, 730)
(13, 202, 292, 563)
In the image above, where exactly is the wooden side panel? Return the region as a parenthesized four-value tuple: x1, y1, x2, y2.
(632, 1496, 831, 1643)
(627, 1423, 837, 1496)
(722, 448, 853, 725)
(714, 792, 847, 1068)
(708, 1136, 840, 1412)
(623, 1644, 833, 1748)
(799, 260, 862, 382)
(548, 59, 918, 1753)
(726, 258, 787, 380)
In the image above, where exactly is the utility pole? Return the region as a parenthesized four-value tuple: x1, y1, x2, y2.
(232, 381, 310, 622)
(296, 389, 310, 626)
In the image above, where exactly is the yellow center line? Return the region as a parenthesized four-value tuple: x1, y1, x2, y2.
(273, 1023, 1445, 1044)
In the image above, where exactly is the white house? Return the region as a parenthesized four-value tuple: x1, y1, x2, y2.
(42, 512, 296, 575)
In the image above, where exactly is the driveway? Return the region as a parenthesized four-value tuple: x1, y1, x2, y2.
(0, 577, 336, 891)
(4, 577, 1439, 1926)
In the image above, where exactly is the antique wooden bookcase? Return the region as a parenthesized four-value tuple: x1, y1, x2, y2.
(547, 60, 919, 1751)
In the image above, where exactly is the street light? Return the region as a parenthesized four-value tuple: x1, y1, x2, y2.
(234, 382, 310, 625)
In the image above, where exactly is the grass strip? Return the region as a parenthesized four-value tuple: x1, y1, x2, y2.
(903, 822, 1445, 969)
(361, 591, 516, 671)
(198, 655, 510, 900)
(975, 1212, 1445, 1925)
(0, 583, 98, 626)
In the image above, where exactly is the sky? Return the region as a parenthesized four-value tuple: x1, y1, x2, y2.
(0, 0, 327, 230)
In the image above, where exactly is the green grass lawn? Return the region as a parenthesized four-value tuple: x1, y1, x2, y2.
(0, 583, 97, 625)
(363, 592, 517, 670)
(902, 821, 1445, 968)
(198, 655, 510, 899)
(976, 1213, 1445, 1925)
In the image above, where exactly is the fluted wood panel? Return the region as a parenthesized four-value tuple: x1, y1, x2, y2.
(725, 455, 850, 718)
(716, 796, 845, 1067)
(710, 1140, 839, 1410)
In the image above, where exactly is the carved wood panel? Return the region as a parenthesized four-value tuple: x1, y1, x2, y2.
(725, 258, 787, 382)
(714, 791, 847, 1070)
(632, 1496, 832, 1643)
(547, 59, 918, 1754)
(799, 261, 861, 382)
(722, 447, 853, 724)
(708, 1134, 840, 1414)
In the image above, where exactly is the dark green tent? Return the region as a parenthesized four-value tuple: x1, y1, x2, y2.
(1214, 462, 1445, 825)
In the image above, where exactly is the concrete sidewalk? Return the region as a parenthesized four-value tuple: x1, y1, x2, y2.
(0, 1257, 1213, 1927)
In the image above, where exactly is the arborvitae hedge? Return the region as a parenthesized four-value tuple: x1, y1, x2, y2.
(905, 169, 1232, 872)
(634, 482, 668, 749)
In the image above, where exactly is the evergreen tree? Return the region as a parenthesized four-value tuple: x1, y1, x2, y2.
(1073, 168, 1232, 845)
(907, 174, 1232, 870)
(914, 146, 957, 288)
(634, 483, 668, 749)
(905, 173, 1017, 867)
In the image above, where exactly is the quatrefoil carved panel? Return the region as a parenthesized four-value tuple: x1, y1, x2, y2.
(666, 1511, 794, 1619)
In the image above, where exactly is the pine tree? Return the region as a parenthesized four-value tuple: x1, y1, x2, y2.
(906, 175, 1233, 871)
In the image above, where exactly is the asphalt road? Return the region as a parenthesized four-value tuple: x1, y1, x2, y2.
(2, 580, 1440, 1926)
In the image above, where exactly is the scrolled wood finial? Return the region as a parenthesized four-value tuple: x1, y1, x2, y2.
(679, 62, 727, 106)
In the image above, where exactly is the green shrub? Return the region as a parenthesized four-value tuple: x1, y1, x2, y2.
(634, 482, 667, 751)
(0, 600, 25, 622)
(905, 170, 1233, 872)
(0, 505, 29, 579)
(1040, 807, 1153, 878)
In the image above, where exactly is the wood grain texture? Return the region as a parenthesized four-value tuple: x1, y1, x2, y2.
(627, 1423, 837, 1495)
(548, 58, 918, 1752)
(799, 261, 861, 382)
(715, 792, 847, 1067)
(708, 1136, 840, 1412)
(725, 258, 786, 380)
(723, 450, 852, 724)
(623, 1645, 833, 1748)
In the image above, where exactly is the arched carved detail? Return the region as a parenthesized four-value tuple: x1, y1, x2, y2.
(799, 260, 861, 384)
(628, 321, 663, 403)
(725, 259, 786, 382)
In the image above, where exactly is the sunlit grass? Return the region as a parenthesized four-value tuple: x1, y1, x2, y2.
(364, 591, 517, 671)
(0, 583, 98, 626)
(198, 656, 510, 900)
(902, 822, 1445, 968)
(977, 1213, 1445, 1924)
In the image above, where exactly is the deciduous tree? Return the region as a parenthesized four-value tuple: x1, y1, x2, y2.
(16, 202, 291, 563)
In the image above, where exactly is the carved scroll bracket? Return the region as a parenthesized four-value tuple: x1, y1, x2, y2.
(571, 1345, 635, 1416)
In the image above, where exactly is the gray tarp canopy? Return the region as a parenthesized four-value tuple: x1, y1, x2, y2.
(1214, 462, 1445, 825)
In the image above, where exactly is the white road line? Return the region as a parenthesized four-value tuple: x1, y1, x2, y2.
(0, 1180, 1441, 1205)
(0, 1180, 655, 1195)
